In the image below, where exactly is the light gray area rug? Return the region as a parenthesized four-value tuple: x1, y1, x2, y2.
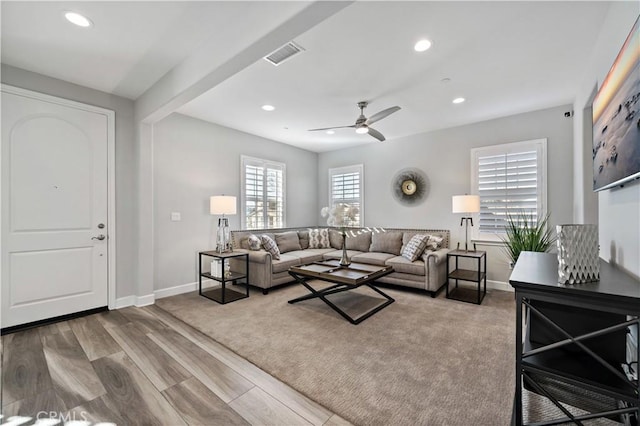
(157, 283, 517, 425)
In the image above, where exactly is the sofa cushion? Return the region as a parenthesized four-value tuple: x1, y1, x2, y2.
(385, 256, 426, 276)
(298, 230, 310, 249)
(345, 231, 372, 251)
(261, 234, 280, 260)
(323, 250, 365, 261)
(247, 234, 262, 251)
(401, 234, 429, 261)
(285, 249, 327, 264)
(351, 252, 395, 266)
(370, 231, 403, 255)
(308, 228, 330, 248)
(274, 231, 301, 253)
(329, 229, 344, 249)
(271, 253, 301, 273)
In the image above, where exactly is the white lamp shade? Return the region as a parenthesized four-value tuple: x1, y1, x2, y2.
(210, 195, 237, 215)
(452, 195, 480, 214)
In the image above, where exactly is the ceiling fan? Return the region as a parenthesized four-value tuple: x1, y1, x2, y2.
(308, 101, 401, 141)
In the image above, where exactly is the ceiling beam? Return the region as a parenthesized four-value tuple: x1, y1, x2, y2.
(135, 1, 353, 124)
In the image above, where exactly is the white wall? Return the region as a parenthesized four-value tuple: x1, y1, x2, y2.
(152, 113, 318, 290)
(318, 105, 574, 284)
(573, 3, 639, 278)
(1, 64, 138, 299)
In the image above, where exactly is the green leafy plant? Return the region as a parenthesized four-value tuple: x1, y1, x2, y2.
(501, 211, 556, 266)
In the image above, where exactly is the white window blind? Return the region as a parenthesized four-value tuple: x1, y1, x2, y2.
(329, 164, 363, 226)
(241, 156, 285, 230)
(471, 139, 547, 238)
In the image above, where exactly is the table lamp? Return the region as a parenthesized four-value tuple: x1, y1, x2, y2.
(210, 195, 237, 253)
(452, 195, 480, 252)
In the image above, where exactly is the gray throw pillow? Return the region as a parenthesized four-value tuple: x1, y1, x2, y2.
(329, 229, 344, 249)
(426, 234, 444, 250)
(275, 231, 302, 253)
(401, 234, 429, 261)
(370, 231, 403, 255)
(261, 234, 280, 260)
(345, 231, 372, 251)
(247, 234, 261, 251)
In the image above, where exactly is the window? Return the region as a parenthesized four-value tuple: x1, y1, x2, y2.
(471, 139, 547, 240)
(241, 156, 285, 230)
(328, 164, 364, 226)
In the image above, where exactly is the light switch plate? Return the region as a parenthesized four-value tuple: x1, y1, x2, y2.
(170, 212, 181, 221)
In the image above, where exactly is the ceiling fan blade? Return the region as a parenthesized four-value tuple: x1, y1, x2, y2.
(368, 127, 385, 142)
(308, 125, 355, 132)
(366, 106, 401, 125)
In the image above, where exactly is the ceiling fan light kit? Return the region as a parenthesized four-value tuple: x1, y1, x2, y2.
(308, 101, 401, 142)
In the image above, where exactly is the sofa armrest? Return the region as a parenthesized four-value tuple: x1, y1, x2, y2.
(422, 248, 451, 292)
(236, 249, 271, 264)
(423, 248, 451, 265)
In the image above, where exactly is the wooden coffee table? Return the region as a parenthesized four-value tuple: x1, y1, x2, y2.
(288, 259, 394, 324)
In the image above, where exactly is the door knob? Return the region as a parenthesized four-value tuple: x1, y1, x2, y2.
(92, 234, 106, 241)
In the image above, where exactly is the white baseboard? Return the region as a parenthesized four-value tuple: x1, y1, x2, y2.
(487, 280, 513, 292)
(114, 294, 155, 309)
(136, 294, 155, 307)
(154, 281, 198, 300)
(114, 296, 136, 309)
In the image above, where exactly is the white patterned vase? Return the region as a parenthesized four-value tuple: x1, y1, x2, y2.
(556, 224, 600, 284)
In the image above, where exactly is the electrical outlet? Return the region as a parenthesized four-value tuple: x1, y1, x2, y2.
(170, 212, 181, 221)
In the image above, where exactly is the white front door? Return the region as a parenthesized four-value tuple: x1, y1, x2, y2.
(2, 88, 110, 328)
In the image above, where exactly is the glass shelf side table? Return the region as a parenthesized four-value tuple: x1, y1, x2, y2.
(198, 251, 249, 304)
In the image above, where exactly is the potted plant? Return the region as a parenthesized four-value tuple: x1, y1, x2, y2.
(501, 211, 556, 267)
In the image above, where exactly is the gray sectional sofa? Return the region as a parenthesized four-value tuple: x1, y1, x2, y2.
(230, 227, 451, 296)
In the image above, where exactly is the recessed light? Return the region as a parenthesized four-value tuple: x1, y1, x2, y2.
(441, 78, 451, 84)
(414, 39, 432, 52)
(64, 11, 92, 28)
(326, 130, 335, 135)
(453, 97, 465, 104)
(261, 105, 275, 111)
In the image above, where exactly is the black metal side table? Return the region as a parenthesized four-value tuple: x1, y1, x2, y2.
(446, 250, 487, 304)
(198, 251, 249, 304)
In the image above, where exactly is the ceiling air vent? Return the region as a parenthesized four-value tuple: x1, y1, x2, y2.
(264, 41, 305, 66)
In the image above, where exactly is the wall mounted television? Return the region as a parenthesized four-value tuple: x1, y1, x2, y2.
(592, 16, 640, 192)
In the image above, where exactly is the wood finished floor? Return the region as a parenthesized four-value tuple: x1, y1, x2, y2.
(0, 305, 350, 426)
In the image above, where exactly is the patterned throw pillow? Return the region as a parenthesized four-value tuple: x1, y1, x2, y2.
(308, 228, 330, 249)
(260, 234, 280, 260)
(247, 234, 261, 251)
(401, 234, 430, 262)
(426, 234, 444, 251)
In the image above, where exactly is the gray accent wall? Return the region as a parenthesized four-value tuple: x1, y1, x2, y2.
(1, 64, 138, 300)
(573, 2, 639, 279)
(152, 113, 318, 291)
(318, 105, 574, 284)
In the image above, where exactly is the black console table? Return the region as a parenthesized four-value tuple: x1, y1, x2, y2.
(509, 252, 639, 425)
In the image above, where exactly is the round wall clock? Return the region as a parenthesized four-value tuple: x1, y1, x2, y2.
(391, 168, 428, 206)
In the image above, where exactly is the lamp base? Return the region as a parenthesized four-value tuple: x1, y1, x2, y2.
(459, 217, 476, 252)
(216, 217, 231, 253)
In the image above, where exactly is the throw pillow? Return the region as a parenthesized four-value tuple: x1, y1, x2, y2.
(370, 231, 403, 255)
(247, 234, 261, 251)
(308, 228, 330, 249)
(298, 230, 310, 249)
(275, 231, 302, 253)
(401, 234, 430, 261)
(261, 234, 280, 260)
(426, 234, 444, 251)
(328, 229, 344, 249)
